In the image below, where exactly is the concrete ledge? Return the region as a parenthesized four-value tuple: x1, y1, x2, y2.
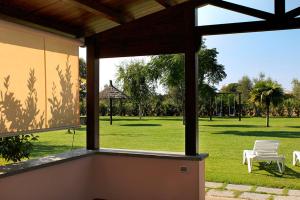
(0, 148, 208, 179)
(97, 148, 209, 161)
(0, 149, 96, 178)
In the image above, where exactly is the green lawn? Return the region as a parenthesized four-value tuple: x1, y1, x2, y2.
(1, 117, 300, 189)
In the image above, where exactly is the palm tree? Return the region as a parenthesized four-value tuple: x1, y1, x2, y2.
(250, 80, 284, 127)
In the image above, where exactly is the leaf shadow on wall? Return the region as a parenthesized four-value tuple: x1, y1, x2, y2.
(48, 57, 79, 128)
(0, 69, 45, 134)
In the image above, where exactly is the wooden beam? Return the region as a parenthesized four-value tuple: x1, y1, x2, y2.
(207, 0, 275, 20)
(65, 0, 129, 24)
(86, 36, 99, 150)
(285, 7, 300, 19)
(94, 2, 192, 58)
(275, 0, 285, 17)
(155, 0, 177, 8)
(0, 4, 81, 37)
(196, 18, 300, 36)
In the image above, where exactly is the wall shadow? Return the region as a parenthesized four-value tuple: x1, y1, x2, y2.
(0, 69, 45, 133)
(212, 130, 300, 138)
(48, 57, 79, 128)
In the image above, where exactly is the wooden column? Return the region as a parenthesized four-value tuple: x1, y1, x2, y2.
(184, 5, 201, 156)
(109, 98, 113, 125)
(109, 80, 113, 125)
(275, 0, 285, 17)
(86, 37, 99, 150)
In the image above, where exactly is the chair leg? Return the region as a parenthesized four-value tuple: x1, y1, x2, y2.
(243, 152, 246, 164)
(293, 152, 296, 166)
(293, 152, 299, 166)
(247, 157, 252, 173)
(277, 161, 282, 173)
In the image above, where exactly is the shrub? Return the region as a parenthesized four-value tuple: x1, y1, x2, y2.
(0, 134, 38, 162)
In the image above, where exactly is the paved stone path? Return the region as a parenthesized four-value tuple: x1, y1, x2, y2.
(205, 182, 300, 200)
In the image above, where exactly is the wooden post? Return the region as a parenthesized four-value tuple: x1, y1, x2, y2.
(109, 98, 113, 125)
(184, 5, 201, 156)
(109, 80, 113, 125)
(86, 37, 99, 150)
(275, 0, 285, 17)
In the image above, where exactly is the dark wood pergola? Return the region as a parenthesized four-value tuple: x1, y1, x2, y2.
(3, 0, 300, 156)
(99, 80, 128, 125)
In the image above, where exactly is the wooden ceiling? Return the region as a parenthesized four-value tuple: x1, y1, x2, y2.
(0, 0, 188, 38)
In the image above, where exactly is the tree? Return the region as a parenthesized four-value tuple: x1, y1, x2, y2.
(292, 79, 300, 99)
(147, 54, 185, 116)
(237, 76, 253, 103)
(283, 97, 294, 117)
(220, 83, 239, 93)
(250, 79, 284, 127)
(147, 40, 226, 117)
(116, 60, 154, 119)
(79, 58, 87, 79)
(199, 83, 217, 117)
(79, 58, 87, 116)
(236, 76, 253, 115)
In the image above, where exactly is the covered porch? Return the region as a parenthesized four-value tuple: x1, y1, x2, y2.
(0, 1, 207, 200)
(1, 0, 300, 199)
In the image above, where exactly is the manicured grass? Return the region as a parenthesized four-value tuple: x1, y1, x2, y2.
(200, 117, 300, 189)
(1, 116, 300, 189)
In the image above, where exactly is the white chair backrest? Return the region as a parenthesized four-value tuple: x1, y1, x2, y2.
(253, 140, 279, 156)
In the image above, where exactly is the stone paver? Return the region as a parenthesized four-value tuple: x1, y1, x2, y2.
(274, 195, 300, 200)
(256, 186, 283, 195)
(288, 189, 300, 197)
(226, 184, 252, 192)
(206, 189, 235, 198)
(206, 196, 244, 200)
(205, 182, 300, 200)
(240, 192, 271, 200)
(206, 182, 224, 189)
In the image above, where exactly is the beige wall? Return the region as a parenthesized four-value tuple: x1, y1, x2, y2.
(0, 20, 80, 136)
(93, 155, 205, 200)
(0, 156, 94, 200)
(0, 154, 205, 200)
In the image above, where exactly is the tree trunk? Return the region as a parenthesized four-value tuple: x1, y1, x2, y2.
(209, 97, 212, 121)
(139, 103, 142, 120)
(266, 103, 270, 127)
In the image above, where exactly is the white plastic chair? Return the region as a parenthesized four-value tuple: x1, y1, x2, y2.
(243, 140, 285, 173)
(293, 151, 300, 166)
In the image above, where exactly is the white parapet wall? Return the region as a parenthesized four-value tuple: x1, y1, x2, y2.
(0, 149, 207, 200)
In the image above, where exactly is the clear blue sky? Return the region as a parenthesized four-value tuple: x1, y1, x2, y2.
(80, 1, 300, 92)
(199, 1, 300, 91)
